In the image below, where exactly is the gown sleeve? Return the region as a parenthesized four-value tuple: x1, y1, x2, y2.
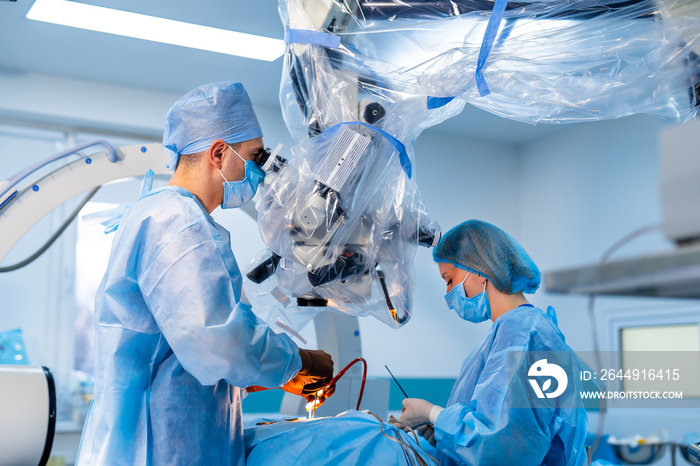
(432, 341, 556, 465)
(137, 219, 302, 389)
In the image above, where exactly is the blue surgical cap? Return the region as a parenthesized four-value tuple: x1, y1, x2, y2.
(433, 220, 541, 294)
(163, 81, 264, 170)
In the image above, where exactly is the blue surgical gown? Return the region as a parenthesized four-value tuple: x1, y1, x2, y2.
(76, 186, 302, 465)
(433, 305, 589, 466)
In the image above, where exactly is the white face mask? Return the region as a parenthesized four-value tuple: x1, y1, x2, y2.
(443, 272, 491, 323)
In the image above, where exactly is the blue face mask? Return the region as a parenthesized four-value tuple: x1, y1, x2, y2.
(219, 144, 265, 209)
(444, 272, 491, 323)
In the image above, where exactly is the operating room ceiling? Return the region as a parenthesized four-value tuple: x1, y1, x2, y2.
(0, 0, 569, 143)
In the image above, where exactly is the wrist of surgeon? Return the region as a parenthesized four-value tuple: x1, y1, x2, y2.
(389, 398, 444, 430)
(246, 348, 335, 405)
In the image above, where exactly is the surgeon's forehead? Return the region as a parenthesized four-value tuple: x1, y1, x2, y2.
(438, 262, 457, 276)
(238, 137, 263, 154)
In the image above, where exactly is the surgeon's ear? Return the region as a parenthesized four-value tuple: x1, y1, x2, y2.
(206, 139, 227, 169)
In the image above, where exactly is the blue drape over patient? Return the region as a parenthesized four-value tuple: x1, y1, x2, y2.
(245, 410, 436, 465)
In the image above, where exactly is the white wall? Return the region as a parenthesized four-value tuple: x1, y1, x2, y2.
(0, 71, 172, 138)
(517, 114, 700, 455)
(0, 69, 295, 146)
(518, 115, 678, 353)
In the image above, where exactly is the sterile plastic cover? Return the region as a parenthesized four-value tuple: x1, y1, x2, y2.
(280, 0, 699, 127)
(246, 0, 699, 332)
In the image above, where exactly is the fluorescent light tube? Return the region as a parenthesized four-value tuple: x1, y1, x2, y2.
(26, 0, 285, 61)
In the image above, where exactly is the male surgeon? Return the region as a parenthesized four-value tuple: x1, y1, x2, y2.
(76, 81, 334, 465)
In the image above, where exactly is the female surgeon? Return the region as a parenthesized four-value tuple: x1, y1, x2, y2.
(391, 219, 588, 466)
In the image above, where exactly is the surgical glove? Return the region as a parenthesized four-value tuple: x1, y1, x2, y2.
(416, 424, 436, 447)
(282, 349, 334, 400)
(299, 348, 334, 394)
(391, 398, 436, 430)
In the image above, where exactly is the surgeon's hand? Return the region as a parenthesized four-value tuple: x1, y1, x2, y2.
(416, 424, 436, 447)
(389, 398, 436, 430)
(282, 349, 334, 404)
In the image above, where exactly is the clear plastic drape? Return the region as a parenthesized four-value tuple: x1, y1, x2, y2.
(246, 0, 699, 332)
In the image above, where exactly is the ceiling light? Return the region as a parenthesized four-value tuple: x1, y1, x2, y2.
(26, 0, 285, 61)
